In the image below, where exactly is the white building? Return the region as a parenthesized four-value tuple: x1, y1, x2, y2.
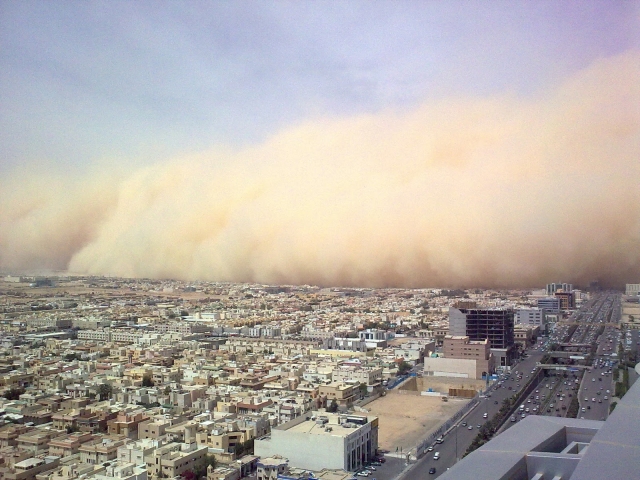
(515, 308, 548, 332)
(358, 329, 388, 348)
(626, 284, 640, 296)
(93, 462, 148, 480)
(254, 412, 378, 472)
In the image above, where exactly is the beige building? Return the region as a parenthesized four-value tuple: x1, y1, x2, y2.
(16, 430, 61, 455)
(319, 383, 357, 407)
(107, 411, 149, 439)
(48, 432, 95, 457)
(79, 437, 128, 465)
(422, 335, 493, 379)
(145, 442, 208, 479)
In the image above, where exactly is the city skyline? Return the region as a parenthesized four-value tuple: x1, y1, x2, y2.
(1, 2, 639, 288)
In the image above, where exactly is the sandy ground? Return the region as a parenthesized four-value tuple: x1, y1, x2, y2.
(621, 303, 640, 325)
(365, 392, 470, 451)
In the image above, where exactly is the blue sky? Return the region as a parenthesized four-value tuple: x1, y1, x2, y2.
(1, 1, 638, 172)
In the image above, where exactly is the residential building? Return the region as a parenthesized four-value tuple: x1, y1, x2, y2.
(144, 442, 208, 479)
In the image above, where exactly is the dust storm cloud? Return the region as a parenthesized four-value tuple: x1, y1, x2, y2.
(1, 51, 639, 288)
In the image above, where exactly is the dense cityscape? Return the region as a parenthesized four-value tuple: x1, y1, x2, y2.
(2, 3, 639, 480)
(1, 276, 639, 479)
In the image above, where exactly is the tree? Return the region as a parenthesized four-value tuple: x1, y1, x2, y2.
(358, 383, 368, 398)
(66, 424, 79, 434)
(397, 361, 412, 375)
(327, 398, 339, 413)
(192, 454, 217, 478)
(3, 386, 25, 400)
(142, 374, 154, 387)
(234, 438, 254, 457)
(97, 383, 113, 400)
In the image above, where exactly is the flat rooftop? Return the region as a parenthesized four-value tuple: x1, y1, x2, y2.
(279, 413, 373, 438)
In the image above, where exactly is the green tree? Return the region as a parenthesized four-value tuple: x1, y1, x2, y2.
(397, 361, 412, 375)
(97, 383, 113, 400)
(142, 374, 154, 387)
(358, 383, 368, 398)
(66, 424, 79, 434)
(327, 398, 339, 413)
(3, 386, 25, 400)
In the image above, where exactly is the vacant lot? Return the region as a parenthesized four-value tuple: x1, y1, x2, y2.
(365, 392, 469, 451)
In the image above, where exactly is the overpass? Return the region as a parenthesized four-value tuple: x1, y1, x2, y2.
(546, 351, 589, 359)
(536, 363, 591, 371)
(557, 322, 618, 327)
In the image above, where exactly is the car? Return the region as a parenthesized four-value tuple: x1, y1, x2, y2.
(427, 446, 434, 452)
(477, 425, 481, 429)
(483, 413, 488, 418)
(356, 472, 370, 477)
(468, 425, 473, 430)
(494, 400, 499, 405)
(371, 462, 382, 466)
(604, 396, 608, 400)
(434, 452, 440, 460)
(429, 467, 437, 474)
(461, 422, 467, 426)
(365, 466, 376, 471)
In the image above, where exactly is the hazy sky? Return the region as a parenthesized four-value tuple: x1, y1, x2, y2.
(2, 1, 638, 170)
(1, 2, 639, 288)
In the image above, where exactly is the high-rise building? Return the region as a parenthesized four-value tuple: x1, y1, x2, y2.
(449, 308, 515, 366)
(555, 291, 575, 310)
(546, 283, 573, 295)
